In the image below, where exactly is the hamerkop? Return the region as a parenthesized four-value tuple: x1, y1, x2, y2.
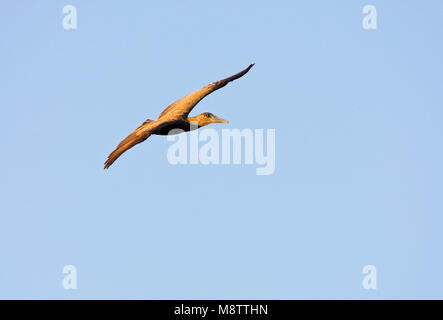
(104, 64, 254, 169)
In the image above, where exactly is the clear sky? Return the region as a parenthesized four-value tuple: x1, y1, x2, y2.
(1, 0, 443, 299)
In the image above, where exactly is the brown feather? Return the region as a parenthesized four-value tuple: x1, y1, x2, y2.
(104, 120, 153, 169)
(158, 64, 254, 119)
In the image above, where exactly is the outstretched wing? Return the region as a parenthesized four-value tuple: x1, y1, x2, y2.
(104, 120, 154, 169)
(158, 64, 254, 119)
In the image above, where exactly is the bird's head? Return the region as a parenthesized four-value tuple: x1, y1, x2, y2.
(189, 112, 229, 127)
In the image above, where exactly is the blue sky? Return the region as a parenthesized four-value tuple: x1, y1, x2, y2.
(1, 0, 443, 299)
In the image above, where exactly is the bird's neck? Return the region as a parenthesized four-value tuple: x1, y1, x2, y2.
(186, 116, 205, 128)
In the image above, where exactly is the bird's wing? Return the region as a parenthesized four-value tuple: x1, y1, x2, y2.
(158, 64, 254, 119)
(104, 119, 155, 169)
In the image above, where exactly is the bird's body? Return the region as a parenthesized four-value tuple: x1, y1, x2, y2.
(104, 64, 254, 169)
(154, 118, 198, 135)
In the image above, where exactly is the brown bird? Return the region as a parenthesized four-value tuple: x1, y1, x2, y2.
(104, 64, 254, 169)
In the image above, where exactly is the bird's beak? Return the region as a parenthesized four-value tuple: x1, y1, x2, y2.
(213, 116, 229, 124)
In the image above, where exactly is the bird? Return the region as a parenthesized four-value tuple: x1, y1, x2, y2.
(104, 63, 254, 169)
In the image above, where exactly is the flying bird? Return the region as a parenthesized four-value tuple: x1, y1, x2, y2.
(104, 64, 254, 169)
